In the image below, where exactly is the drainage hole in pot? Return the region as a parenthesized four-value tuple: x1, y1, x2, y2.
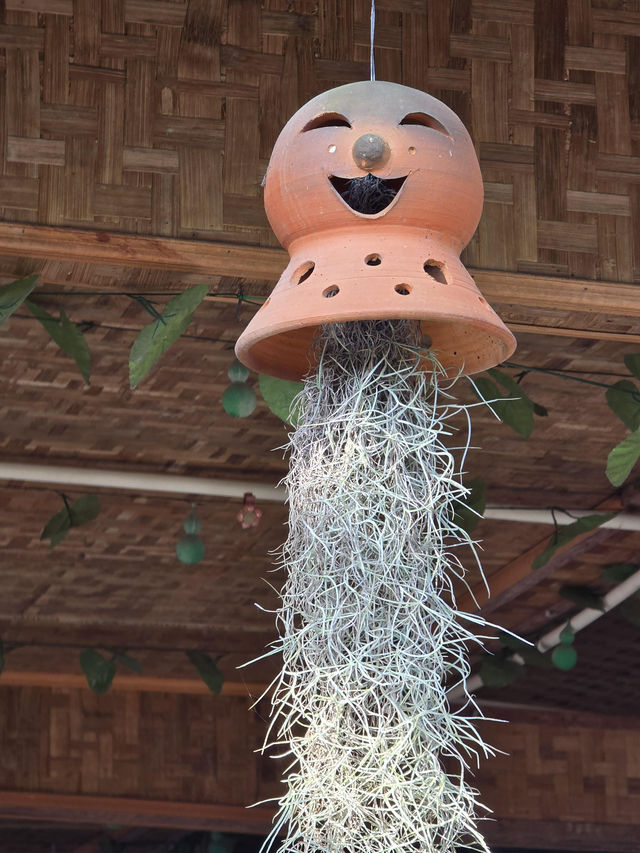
(323, 286, 340, 298)
(395, 284, 411, 295)
(365, 253, 382, 266)
(293, 261, 315, 284)
(424, 260, 447, 284)
(478, 296, 487, 305)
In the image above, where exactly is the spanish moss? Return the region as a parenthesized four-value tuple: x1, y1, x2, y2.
(259, 319, 495, 853)
(337, 173, 399, 214)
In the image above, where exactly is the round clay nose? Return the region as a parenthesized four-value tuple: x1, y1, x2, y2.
(352, 133, 390, 170)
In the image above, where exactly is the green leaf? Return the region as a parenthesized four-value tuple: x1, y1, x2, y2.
(478, 657, 525, 689)
(80, 648, 116, 694)
(452, 477, 486, 534)
(558, 584, 605, 612)
(624, 353, 640, 381)
(114, 652, 142, 674)
(532, 513, 616, 570)
(186, 650, 224, 694)
(473, 374, 534, 438)
(40, 494, 100, 548)
(619, 595, 640, 627)
(605, 380, 640, 431)
(69, 493, 100, 526)
(490, 369, 548, 417)
(607, 429, 640, 487)
(489, 367, 548, 425)
(602, 562, 639, 583)
(258, 374, 304, 425)
(40, 504, 73, 548)
(0, 637, 4, 676)
(129, 285, 208, 388)
(488, 368, 526, 395)
(0, 274, 39, 327)
(26, 301, 91, 383)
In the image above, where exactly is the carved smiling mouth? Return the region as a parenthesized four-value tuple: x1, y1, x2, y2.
(329, 173, 407, 215)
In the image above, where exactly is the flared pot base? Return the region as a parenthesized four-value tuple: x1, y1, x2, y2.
(236, 228, 516, 381)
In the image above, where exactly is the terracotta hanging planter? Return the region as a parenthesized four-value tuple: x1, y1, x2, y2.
(236, 80, 516, 381)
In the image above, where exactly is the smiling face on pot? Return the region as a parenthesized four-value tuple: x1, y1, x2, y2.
(264, 80, 484, 251)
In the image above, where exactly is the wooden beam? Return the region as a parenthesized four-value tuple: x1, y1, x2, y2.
(485, 818, 639, 853)
(472, 268, 640, 318)
(0, 222, 288, 279)
(0, 615, 275, 653)
(0, 669, 268, 697)
(508, 321, 640, 345)
(481, 702, 640, 731)
(1, 222, 640, 326)
(459, 497, 622, 614)
(458, 528, 617, 615)
(0, 792, 277, 835)
(0, 794, 636, 852)
(5, 266, 637, 339)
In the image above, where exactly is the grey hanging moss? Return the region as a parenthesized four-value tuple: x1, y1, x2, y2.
(255, 320, 497, 853)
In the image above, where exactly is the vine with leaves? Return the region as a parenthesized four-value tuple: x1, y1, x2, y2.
(0, 633, 226, 697)
(1, 274, 639, 696)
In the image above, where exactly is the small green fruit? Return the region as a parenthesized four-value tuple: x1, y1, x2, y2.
(552, 643, 578, 671)
(559, 623, 575, 645)
(176, 534, 205, 565)
(183, 511, 202, 535)
(227, 358, 250, 383)
(222, 382, 256, 418)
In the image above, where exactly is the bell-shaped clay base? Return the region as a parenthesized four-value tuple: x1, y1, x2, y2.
(236, 227, 515, 381)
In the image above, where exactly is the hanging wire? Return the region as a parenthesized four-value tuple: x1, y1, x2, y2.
(503, 361, 640, 399)
(370, 0, 376, 81)
(10, 314, 238, 346)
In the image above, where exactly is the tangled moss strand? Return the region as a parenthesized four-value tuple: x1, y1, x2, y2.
(259, 320, 495, 853)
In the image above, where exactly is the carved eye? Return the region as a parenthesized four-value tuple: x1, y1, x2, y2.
(303, 113, 352, 131)
(400, 112, 451, 138)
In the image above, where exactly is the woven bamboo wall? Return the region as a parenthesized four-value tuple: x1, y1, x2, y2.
(0, 686, 275, 805)
(1, 0, 640, 283)
(0, 294, 289, 476)
(1, 687, 639, 838)
(479, 713, 640, 827)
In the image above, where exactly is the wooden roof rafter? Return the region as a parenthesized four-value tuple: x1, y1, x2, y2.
(2, 222, 640, 344)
